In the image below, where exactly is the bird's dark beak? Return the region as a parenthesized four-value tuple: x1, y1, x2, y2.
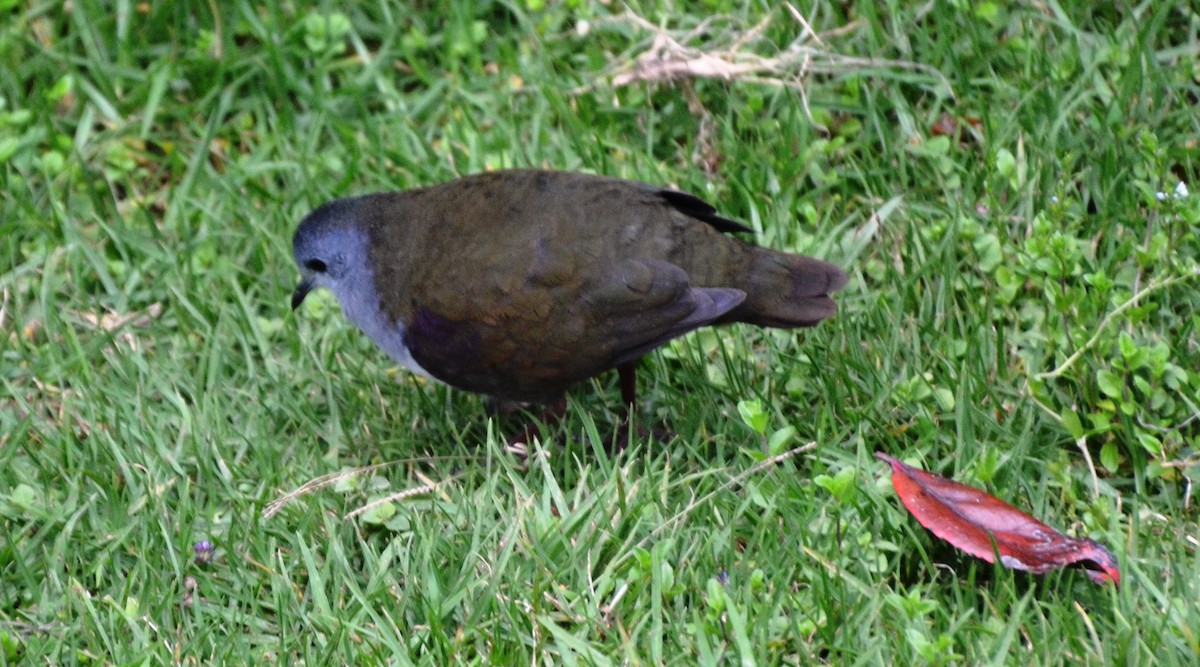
(292, 278, 314, 311)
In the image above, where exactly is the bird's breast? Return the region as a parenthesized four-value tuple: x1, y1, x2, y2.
(334, 274, 433, 380)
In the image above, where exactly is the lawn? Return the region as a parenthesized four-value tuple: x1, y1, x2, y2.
(2, 1, 1199, 664)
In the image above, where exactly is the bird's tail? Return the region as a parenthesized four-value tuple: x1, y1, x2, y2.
(732, 250, 848, 328)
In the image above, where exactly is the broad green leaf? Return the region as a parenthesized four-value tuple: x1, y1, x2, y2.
(1096, 370, 1125, 399)
(1060, 410, 1084, 439)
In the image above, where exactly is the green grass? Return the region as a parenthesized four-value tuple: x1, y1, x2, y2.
(3, 0, 1199, 664)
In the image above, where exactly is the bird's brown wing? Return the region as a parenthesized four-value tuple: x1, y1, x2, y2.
(404, 257, 743, 402)
(580, 258, 745, 366)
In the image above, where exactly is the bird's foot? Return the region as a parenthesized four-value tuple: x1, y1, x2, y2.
(608, 413, 673, 454)
(504, 398, 569, 454)
(493, 389, 672, 456)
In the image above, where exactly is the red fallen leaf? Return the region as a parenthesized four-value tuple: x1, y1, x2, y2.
(875, 452, 1120, 586)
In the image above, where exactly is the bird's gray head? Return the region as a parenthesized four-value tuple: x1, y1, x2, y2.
(291, 198, 372, 311)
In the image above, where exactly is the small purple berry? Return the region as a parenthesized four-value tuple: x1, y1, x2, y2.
(194, 540, 215, 565)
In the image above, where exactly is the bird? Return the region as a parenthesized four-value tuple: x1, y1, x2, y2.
(291, 169, 847, 445)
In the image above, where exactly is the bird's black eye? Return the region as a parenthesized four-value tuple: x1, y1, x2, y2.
(305, 259, 328, 273)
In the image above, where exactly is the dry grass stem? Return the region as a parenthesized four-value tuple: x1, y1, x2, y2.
(588, 5, 953, 124)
